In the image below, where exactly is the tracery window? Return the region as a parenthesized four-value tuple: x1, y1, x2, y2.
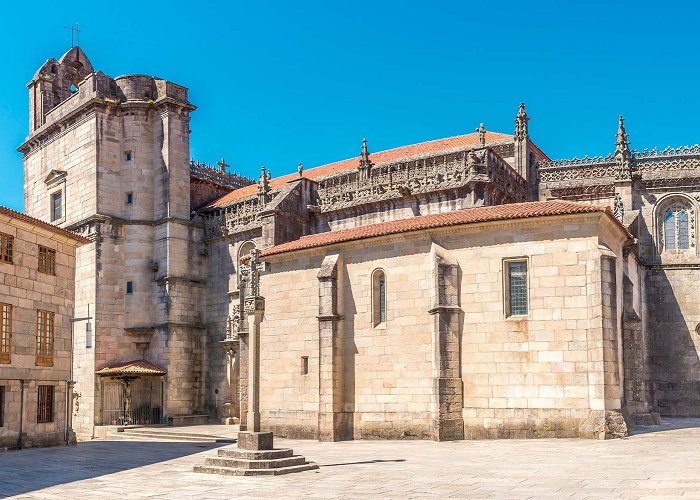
(662, 203, 693, 252)
(372, 269, 387, 327)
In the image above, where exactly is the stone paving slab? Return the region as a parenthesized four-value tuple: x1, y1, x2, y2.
(2, 419, 700, 498)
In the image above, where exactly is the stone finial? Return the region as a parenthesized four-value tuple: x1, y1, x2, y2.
(614, 115, 632, 180)
(514, 102, 529, 141)
(257, 166, 270, 202)
(298, 163, 303, 177)
(217, 157, 229, 172)
(476, 123, 486, 146)
(613, 193, 624, 222)
(358, 138, 372, 179)
(615, 115, 630, 157)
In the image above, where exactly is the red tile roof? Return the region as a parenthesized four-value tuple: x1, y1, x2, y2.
(208, 131, 514, 208)
(0, 206, 91, 244)
(260, 200, 628, 257)
(95, 360, 167, 376)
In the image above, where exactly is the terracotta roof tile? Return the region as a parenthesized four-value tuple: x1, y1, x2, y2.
(208, 131, 513, 208)
(95, 360, 167, 376)
(260, 200, 627, 257)
(0, 206, 90, 244)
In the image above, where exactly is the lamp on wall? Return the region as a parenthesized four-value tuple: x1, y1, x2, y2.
(71, 304, 93, 349)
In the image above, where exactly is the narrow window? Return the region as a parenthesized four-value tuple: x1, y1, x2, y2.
(38, 246, 56, 275)
(0, 303, 11, 364)
(0, 233, 12, 264)
(126, 281, 133, 294)
(36, 310, 54, 367)
(505, 260, 528, 317)
(0, 386, 4, 427)
(372, 269, 387, 327)
(664, 210, 676, 250)
(37, 385, 54, 424)
(678, 210, 690, 249)
(301, 356, 309, 375)
(126, 192, 133, 205)
(51, 191, 62, 222)
(124, 151, 132, 162)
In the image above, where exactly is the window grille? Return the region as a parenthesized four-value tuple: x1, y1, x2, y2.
(0, 303, 10, 364)
(37, 385, 54, 424)
(36, 310, 54, 367)
(0, 232, 12, 264)
(506, 260, 528, 317)
(38, 246, 56, 275)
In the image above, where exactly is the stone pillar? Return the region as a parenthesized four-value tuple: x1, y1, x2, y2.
(428, 252, 464, 441)
(244, 296, 265, 432)
(317, 254, 344, 441)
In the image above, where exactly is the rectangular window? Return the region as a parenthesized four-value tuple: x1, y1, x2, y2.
(36, 310, 54, 367)
(301, 356, 309, 375)
(124, 151, 132, 161)
(126, 281, 133, 294)
(505, 260, 528, 317)
(0, 232, 13, 264)
(51, 191, 62, 222)
(126, 192, 133, 204)
(0, 303, 11, 364)
(37, 385, 54, 424)
(38, 246, 56, 275)
(0, 386, 4, 427)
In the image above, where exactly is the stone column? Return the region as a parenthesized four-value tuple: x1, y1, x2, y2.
(244, 296, 265, 433)
(428, 254, 464, 441)
(220, 338, 239, 425)
(317, 254, 344, 441)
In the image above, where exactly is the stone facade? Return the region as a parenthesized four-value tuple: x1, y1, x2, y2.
(15, 46, 700, 442)
(0, 206, 87, 449)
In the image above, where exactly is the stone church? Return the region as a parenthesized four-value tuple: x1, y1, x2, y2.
(15, 46, 700, 441)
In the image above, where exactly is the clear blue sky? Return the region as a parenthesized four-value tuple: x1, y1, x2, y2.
(1, 0, 699, 211)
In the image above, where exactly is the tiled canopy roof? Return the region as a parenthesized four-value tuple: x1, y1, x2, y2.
(95, 360, 167, 376)
(208, 131, 513, 208)
(260, 200, 628, 257)
(0, 205, 90, 244)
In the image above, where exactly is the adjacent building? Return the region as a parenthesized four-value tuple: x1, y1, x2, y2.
(0, 206, 88, 449)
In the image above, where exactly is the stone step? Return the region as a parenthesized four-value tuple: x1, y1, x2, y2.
(205, 456, 306, 469)
(120, 429, 235, 442)
(193, 462, 319, 476)
(217, 448, 294, 460)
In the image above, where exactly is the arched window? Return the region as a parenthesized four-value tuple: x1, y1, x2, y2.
(663, 205, 691, 251)
(372, 269, 387, 327)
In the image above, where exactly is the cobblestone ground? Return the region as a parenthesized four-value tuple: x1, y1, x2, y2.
(2, 419, 700, 499)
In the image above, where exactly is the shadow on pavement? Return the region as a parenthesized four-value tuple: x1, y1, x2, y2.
(320, 458, 406, 467)
(630, 417, 700, 436)
(0, 439, 228, 497)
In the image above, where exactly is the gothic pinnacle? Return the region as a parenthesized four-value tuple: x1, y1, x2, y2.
(359, 137, 372, 169)
(615, 115, 630, 155)
(514, 102, 529, 141)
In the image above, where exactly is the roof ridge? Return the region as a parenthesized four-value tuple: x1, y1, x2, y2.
(206, 130, 515, 208)
(0, 205, 90, 244)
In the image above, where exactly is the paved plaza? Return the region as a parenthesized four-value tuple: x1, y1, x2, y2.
(1, 419, 700, 499)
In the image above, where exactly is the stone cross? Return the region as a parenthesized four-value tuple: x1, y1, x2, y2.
(217, 157, 229, 172)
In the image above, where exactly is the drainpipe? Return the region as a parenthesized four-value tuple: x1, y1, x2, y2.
(17, 379, 24, 450)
